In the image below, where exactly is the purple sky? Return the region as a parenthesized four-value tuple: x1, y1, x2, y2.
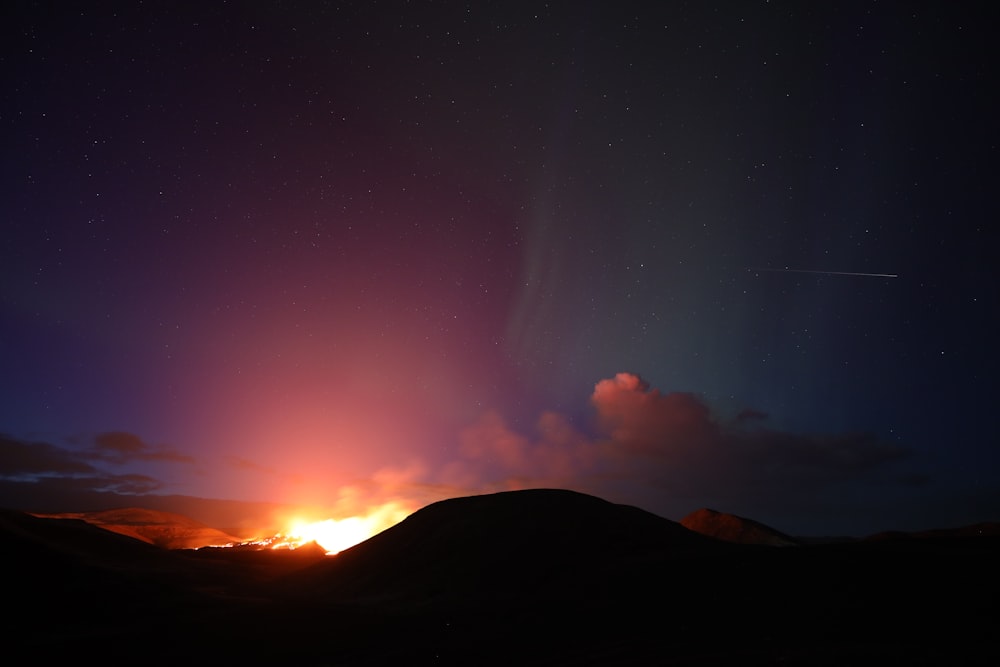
(1, 1, 996, 536)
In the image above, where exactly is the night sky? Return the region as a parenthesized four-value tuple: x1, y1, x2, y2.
(2, 1, 996, 536)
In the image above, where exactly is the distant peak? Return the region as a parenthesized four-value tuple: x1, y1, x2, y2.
(681, 508, 799, 547)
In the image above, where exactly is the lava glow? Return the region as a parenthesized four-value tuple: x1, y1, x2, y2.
(285, 517, 371, 554)
(271, 503, 409, 554)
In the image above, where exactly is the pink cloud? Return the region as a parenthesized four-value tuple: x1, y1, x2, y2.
(456, 409, 598, 485)
(430, 372, 910, 523)
(459, 410, 531, 470)
(591, 372, 716, 458)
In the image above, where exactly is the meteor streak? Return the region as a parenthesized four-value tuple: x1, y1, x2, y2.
(749, 267, 898, 278)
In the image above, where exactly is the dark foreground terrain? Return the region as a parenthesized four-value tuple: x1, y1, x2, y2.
(4, 489, 999, 665)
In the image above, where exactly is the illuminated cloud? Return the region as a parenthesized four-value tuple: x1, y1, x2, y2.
(91, 431, 195, 464)
(0, 374, 915, 536)
(459, 410, 531, 470)
(225, 456, 278, 473)
(454, 410, 598, 489)
(440, 373, 912, 526)
(591, 372, 716, 459)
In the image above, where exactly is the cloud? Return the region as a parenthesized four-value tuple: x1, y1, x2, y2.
(88, 472, 163, 494)
(0, 431, 187, 511)
(455, 410, 598, 486)
(0, 375, 919, 535)
(735, 429, 908, 477)
(588, 373, 907, 479)
(591, 372, 716, 460)
(437, 373, 912, 531)
(0, 435, 97, 479)
(225, 456, 277, 473)
(459, 410, 531, 470)
(91, 431, 195, 464)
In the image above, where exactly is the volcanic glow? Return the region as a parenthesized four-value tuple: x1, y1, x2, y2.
(285, 517, 373, 554)
(269, 503, 410, 554)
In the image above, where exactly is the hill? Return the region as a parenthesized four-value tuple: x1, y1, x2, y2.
(4, 490, 1000, 665)
(681, 507, 800, 546)
(33, 507, 240, 549)
(284, 488, 717, 604)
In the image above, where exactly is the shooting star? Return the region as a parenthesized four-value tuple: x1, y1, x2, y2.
(749, 267, 898, 278)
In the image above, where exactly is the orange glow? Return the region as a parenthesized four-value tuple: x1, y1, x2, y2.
(275, 502, 409, 554)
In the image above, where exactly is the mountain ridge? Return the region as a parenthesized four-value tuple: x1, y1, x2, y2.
(681, 507, 800, 546)
(284, 488, 719, 604)
(33, 507, 240, 549)
(4, 490, 999, 664)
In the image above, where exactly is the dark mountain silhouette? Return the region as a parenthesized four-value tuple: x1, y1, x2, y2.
(1, 506, 167, 575)
(33, 507, 240, 549)
(0, 481, 292, 538)
(4, 490, 1000, 665)
(286, 488, 718, 604)
(681, 507, 800, 546)
(866, 521, 1000, 541)
(1, 507, 216, 655)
